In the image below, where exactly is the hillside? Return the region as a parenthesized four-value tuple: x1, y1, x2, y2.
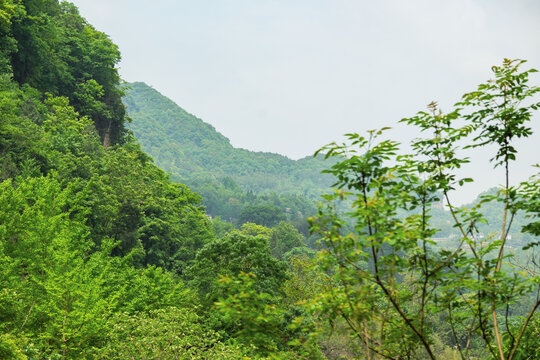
(0, 2, 322, 358)
(123, 82, 333, 197)
(2, 1, 539, 358)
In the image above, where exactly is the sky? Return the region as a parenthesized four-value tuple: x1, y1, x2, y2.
(70, 0, 540, 203)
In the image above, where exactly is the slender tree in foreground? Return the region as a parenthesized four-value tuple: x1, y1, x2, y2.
(309, 59, 540, 359)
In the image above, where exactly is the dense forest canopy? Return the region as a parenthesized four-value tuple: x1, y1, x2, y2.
(123, 81, 337, 236)
(123, 82, 539, 248)
(0, 1, 539, 360)
(0, 1, 317, 358)
(123, 82, 334, 197)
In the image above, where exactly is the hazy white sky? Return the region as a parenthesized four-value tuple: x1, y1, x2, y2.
(70, 0, 540, 202)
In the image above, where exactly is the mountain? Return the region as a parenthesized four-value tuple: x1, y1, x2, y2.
(123, 82, 333, 197)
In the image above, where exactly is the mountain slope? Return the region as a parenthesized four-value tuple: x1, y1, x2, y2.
(123, 82, 333, 197)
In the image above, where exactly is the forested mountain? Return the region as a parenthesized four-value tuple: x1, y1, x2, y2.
(1, 1, 539, 359)
(0, 1, 314, 358)
(121, 83, 538, 247)
(123, 82, 336, 229)
(123, 82, 333, 196)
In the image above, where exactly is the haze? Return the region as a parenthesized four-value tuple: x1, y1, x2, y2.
(69, 0, 540, 203)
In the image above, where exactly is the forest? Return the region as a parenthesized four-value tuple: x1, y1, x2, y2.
(0, 1, 539, 359)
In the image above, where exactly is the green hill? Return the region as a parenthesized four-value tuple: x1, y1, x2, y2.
(123, 82, 333, 197)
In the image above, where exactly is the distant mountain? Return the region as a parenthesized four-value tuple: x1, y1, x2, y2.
(123, 82, 333, 198)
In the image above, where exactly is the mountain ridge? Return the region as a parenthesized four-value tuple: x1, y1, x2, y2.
(123, 81, 333, 197)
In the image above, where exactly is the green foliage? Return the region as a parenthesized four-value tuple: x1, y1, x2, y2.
(0, 0, 22, 74)
(0, 75, 48, 180)
(0, 72, 213, 273)
(515, 168, 540, 239)
(215, 272, 287, 356)
(107, 264, 195, 314)
(187, 231, 288, 304)
(99, 307, 244, 359)
(123, 82, 331, 234)
(239, 203, 287, 227)
(123, 82, 333, 195)
(0, 175, 116, 358)
(215, 272, 323, 359)
(308, 59, 540, 360)
(211, 215, 235, 238)
(458, 59, 540, 167)
(282, 255, 327, 306)
(269, 221, 305, 259)
(0, 334, 26, 360)
(0, 174, 199, 358)
(239, 222, 273, 237)
(503, 316, 540, 360)
(6, 0, 126, 145)
(95, 141, 213, 272)
(0, 1, 324, 358)
(0, 7, 216, 354)
(199, 178, 317, 236)
(4, 1, 539, 359)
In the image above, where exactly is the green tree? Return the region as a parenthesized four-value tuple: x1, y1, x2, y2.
(99, 307, 244, 359)
(270, 221, 305, 259)
(308, 59, 540, 359)
(214, 272, 323, 359)
(187, 231, 288, 305)
(214, 272, 288, 357)
(239, 222, 273, 237)
(7, 0, 127, 146)
(0, 176, 117, 358)
(239, 203, 286, 227)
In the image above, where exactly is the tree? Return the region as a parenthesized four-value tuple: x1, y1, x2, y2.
(308, 59, 540, 359)
(187, 231, 288, 304)
(269, 221, 305, 259)
(0, 176, 118, 358)
(214, 272, 289, 357)
(7, 0, 127, 146)
(238, 203, 286, 227)
(214, 271, 323, 359)
(99, 307, 244, 359)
